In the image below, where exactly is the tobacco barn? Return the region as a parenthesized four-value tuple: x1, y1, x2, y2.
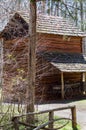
(0, 12, 86, 102)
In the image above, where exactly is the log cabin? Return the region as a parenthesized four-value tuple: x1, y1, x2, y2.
(0, 12, 86, 102)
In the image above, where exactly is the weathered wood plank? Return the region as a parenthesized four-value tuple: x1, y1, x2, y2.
(61, 72, 65, 99)
(48, 111, 54, 129)
(71, 106, 77, 130)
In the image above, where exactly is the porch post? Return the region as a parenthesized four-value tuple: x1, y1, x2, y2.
(82, 72, 86, 94)
(61, 72, 64, 99)
(82, 37, 86, 94)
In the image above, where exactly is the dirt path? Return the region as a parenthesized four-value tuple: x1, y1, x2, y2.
(37, 99, 86, 130)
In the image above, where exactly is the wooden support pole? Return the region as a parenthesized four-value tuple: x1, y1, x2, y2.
(12, 117, 19, 130)
(71, 106, 78, 130)
(61, 72, 64, 99)
(82, 72, 85, 82)
(85, 72, 86, 93)
(82, 72, 86, 94)
(48, 111, 54, 129)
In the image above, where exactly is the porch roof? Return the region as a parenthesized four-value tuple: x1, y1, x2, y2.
(40, 52, 86, 72)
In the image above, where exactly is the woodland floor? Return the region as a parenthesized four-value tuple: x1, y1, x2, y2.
(37, 97, 86, 130)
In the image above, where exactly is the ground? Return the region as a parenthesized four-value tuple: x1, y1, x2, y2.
(37, 97, 86, 130)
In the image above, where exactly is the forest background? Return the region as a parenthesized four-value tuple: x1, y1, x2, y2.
(0, 0, 86, 32)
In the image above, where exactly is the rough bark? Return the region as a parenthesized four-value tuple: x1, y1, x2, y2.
(26, 0, 36, 124)
(0, 38, 3, 88)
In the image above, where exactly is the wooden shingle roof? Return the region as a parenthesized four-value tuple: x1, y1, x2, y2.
(20, 12, 86, 37)
(0, 13, 29, 40)
(0, 11, 86, 40)
(40, 52, 86, 72)
(37, 15, 86, 37)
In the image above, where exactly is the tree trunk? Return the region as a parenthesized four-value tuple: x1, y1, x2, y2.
(42, 0, 46, 14)
(26, 0, 36, 124)
(0, 38, 3, 88)
(80, 1, 84, 31)
(75, 2, 78, 26)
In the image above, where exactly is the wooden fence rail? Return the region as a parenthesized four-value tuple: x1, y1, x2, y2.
(12, 105, 78, 130)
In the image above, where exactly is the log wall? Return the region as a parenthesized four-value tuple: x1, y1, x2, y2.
(36, 55, 82, 101)
(3, 38, 28, 102)
(37, 34, 82, 53)
(3, 33, 83, 102)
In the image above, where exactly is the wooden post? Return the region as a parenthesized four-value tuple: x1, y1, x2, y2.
(82, 72, 85, 82)
(48, 111, 54, 129)
(85, 73, 86, 93)
(71, 106, 78, 130)
(12, 117, 19, 130)
(82, 72, 86, 94)
(61, 72, 64, 99)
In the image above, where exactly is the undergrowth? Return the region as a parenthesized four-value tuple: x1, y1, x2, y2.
(0, 103, 81, 130)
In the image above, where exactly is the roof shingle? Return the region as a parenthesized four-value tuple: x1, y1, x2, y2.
(20, 12, 86, 37)
(39, 52, 86, 72)
(37, 15, 86, 37)
(0, 12, 86, 38)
